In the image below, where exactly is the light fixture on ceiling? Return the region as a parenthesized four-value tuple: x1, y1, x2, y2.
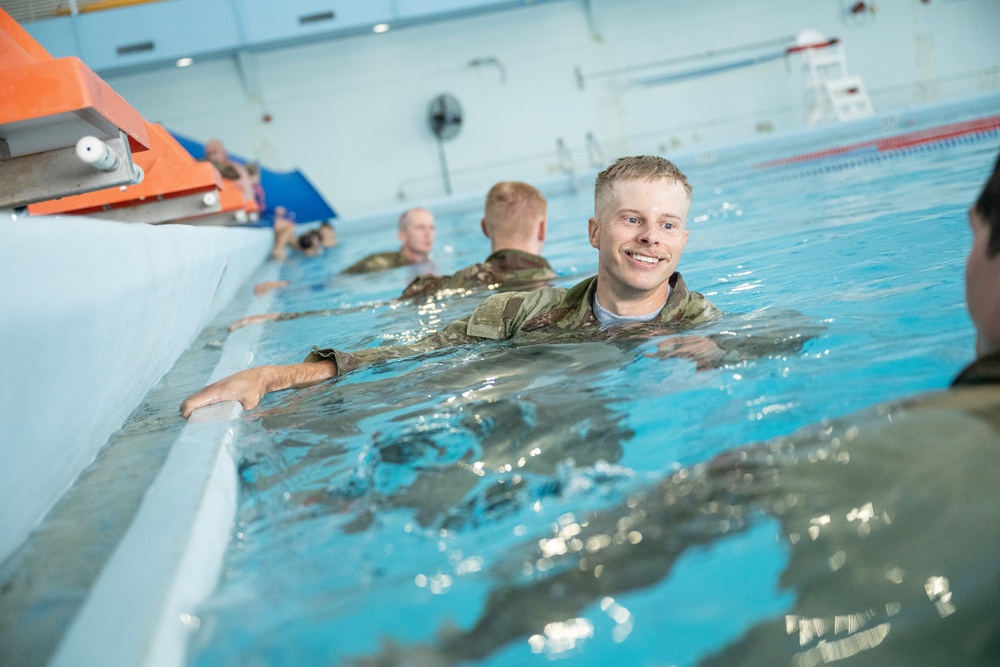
(372, 23, 390, 33)
(176, 57, 194, 67)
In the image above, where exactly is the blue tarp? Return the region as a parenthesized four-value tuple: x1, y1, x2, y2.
(170, 130, 336, 226)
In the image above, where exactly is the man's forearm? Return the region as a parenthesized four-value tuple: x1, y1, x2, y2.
(266, 360, 338, 392)
(180, 359, 337, 418)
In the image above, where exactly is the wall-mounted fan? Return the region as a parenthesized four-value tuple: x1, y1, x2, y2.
(428, 94, 463, 141)
(428, 94, 462, 195)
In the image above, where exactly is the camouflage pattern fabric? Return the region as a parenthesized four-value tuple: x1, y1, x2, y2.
(952, 350, 1000, 386)
(400, 249, 557, 299)
(306, 272, 720, 375)
(341, 250, 411, 275)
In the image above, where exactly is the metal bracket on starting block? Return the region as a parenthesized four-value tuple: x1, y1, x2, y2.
(0, 130, 143, 209)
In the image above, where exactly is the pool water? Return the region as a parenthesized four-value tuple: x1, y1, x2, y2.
(186, 123, 999, 665)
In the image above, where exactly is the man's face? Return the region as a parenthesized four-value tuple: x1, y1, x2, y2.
(204, 141, 226, 163)
(588, 178, 690, 304)
(965, 207, 1000, 356)
(399, 209, 436, 257)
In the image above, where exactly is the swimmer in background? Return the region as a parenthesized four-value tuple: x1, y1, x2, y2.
(341, 207, 436, 274)
(293, 220, 337, 257)
(245, 162, 266, 212)
(203, 138, 255, 203)
(401, 181, 556, 299)
(269, 206, 296, 261)
(317, 220, 337, 249)
(234, 182, 554, 329)
(183, 155, 814, 417)
(269, 210, 337, 262)
(352, 151, 1000, 666)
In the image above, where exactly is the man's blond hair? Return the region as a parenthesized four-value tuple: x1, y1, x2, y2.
(594, 156, 692, 216)
(483, 181, 547, 240)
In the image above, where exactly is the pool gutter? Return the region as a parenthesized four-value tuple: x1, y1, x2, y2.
(47, 252, 281, 665)
(50, 401, 242, 666)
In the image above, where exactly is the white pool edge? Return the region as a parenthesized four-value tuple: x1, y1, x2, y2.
(49, 263, 282, 667)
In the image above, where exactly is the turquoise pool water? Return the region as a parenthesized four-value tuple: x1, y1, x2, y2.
(187, 119, 1000, 665)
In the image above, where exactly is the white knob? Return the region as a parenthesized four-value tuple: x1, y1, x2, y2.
(75, 136, 121, 171)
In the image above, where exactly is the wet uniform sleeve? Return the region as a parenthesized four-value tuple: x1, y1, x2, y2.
(304, 292, 527, 375)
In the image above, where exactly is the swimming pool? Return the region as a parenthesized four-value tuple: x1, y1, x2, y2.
(166, 100, 1000, 665)
(6, 98, 995, 666)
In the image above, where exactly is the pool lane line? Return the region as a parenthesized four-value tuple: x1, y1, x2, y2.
(753, 114, 1000, 170)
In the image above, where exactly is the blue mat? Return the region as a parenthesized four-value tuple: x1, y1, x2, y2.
(170, 130, 336, 226)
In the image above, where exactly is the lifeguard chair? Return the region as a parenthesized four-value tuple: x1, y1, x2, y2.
(795, 29, 874, 125)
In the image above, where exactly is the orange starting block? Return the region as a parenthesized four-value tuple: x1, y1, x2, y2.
(183, 173, 261, 226)
(0, 8, 149, 209)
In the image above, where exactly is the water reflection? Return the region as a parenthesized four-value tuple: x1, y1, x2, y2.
(188, 142, 998, 666)
(349, 388, 1000, 665)
(240, 342, 636, 534)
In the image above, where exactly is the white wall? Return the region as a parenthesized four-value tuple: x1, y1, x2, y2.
(101, 0, 999, 217)
(0, 215, 271, 564)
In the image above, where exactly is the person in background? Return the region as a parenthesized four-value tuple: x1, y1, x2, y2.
(253, 221, 338, 297)
(270, 208, 336, 261)
(269, 206, 296, 261)
(401, 181, 555, 299)
(295, 229, 324, 257)
(341, 207, 436, 274)
(318, 221, 337, 250)
(245, 162, 266, 212)
(203, 138, 255, 202)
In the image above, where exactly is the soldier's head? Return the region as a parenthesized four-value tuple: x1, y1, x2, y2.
(204, 139, 228, 164)
(481, 181, 547, 255)
(588, 156, 692, 314)
(966, 151, 1000, 357)
(319, 220, 337, 248)
(298, 229, 324, 257)
(594, 155, 692, 219)
(398, 207, 436, 262)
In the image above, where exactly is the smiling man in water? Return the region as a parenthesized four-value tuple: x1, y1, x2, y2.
(181, 156, 723, 417)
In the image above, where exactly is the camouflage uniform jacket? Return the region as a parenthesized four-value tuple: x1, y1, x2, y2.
(952, 350, 1000, 386)
(342, 250, 412, 275)
(400, 249, 556, 299)
(306, 272, 720, 376)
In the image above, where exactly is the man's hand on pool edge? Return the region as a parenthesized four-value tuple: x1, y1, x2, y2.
(180, 360, 338, 419)
(229, 312, 281, 331)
